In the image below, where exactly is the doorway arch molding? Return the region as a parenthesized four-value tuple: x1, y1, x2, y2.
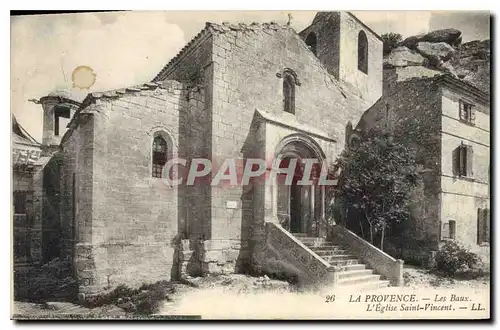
(273, 133, 326, 168)
(270, 133, 327, 235)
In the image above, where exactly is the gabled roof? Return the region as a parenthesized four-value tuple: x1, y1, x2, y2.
(12, 115, 40, 147)
(153, 21, 291, 82)
(12, 115, 41, 167)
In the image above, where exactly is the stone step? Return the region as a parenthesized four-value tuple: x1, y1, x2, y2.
(305, 243, 342, 248)
(338, 274, 381, 286)
(338, 269, 374, 279)
(310, 247, 347, 254)
(304, 241, 343, 246)
(298, 240, 327, 247)
(293, 236, 390, 291)
(340, 264, 368, 271)
(316, 251, 354, 258)
(297, 237, 326, 242)
(328, 259, 361, 266)
(323, 255, 359, 263)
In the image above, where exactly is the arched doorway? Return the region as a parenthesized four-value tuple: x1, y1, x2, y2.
(274, 135, 326, 236)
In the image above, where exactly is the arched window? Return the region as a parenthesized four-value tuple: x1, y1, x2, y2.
(305, 32, 318, 56)
(152, 136, 168, 178)
(283, 74, 295, 114)
(357, 31, 368, 74)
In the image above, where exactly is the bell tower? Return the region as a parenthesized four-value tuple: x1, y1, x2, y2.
(38, 90, 82, 154)
(299, 11, 384, 106)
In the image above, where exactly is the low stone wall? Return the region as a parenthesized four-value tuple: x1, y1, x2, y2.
(330, 225, 404, 286)
(260, 222, 339, 288)
(177, 239, 250, 278)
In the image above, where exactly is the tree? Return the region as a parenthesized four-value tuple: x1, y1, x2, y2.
(334, 133, 421, 251)
(381, 32, 403, 55)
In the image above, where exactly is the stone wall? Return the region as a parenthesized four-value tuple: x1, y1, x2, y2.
(57, 81, 212, 293)
(156, 31, 215, 247)
(338, 12, 383, 105)
(89, 84, 183, 292)
(59, 113, 95, 292)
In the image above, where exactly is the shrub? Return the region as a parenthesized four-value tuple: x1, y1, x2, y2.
(434, 241, 482, 276)
(14, 257, 78, 302)
(84, 281, 175, 315)
(381, 32, 403, 55)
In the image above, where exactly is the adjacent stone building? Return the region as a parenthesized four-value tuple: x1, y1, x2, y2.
(12, 116, 42, 270)
(356, 72, 490, 262)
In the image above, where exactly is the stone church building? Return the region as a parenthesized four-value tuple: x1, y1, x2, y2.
(27, 12, 388, 293)
(16, 11, 488, 294)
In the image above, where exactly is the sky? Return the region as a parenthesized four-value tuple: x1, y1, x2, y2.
(11, 10, 490, 141)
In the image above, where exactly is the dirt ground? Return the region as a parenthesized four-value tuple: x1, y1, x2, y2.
(157, 268, 490, 318)
(12, 266, 490, 319)
(402, 265, 490, 290)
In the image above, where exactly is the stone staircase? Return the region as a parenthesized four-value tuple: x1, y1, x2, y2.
(293, 233, 391, 290)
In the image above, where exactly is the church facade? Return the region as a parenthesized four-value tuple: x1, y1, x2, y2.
(30, 12, 388, 293)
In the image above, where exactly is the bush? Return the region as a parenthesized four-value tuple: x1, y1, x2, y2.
(14, 257, 78, 302)
(434, 241, 482, 276)
(84, 281, 175, 315)
(381, 32, 403, 55)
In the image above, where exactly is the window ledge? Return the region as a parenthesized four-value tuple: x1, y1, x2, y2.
(459, 119, 475, 126)
(453, 175, 475, 182)
(478, 243, 490, 247)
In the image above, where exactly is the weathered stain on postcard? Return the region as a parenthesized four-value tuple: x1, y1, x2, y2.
(11, 10, 490, 320)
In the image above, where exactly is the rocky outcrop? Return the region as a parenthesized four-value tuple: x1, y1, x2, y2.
(402, 28, 462, 48)
(416, 42, 455, 62)
(386, 28, 489, 93)
(420, 28, 462, 45)
(384, 46, 426, 67)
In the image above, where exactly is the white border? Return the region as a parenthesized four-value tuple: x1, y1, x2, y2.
(3, 1, 497, 328)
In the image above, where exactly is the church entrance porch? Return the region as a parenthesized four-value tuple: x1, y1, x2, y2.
(277, 157, 322, 235)
(271, 135, 327, 238)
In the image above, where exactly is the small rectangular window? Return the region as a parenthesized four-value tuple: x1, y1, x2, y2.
(454, 144, 473, 177)
(459, 100, 475, 125)
(441, 220, 456, 240)
(477, 208, 490, 245)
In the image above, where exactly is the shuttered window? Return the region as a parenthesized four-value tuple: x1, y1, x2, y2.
(477, 208, 490, 245)
(454, 144, 473, 177)
(459, 100, 475, 125)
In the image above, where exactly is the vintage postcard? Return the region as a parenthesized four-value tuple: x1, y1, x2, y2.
(11, 10, 490, 320)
